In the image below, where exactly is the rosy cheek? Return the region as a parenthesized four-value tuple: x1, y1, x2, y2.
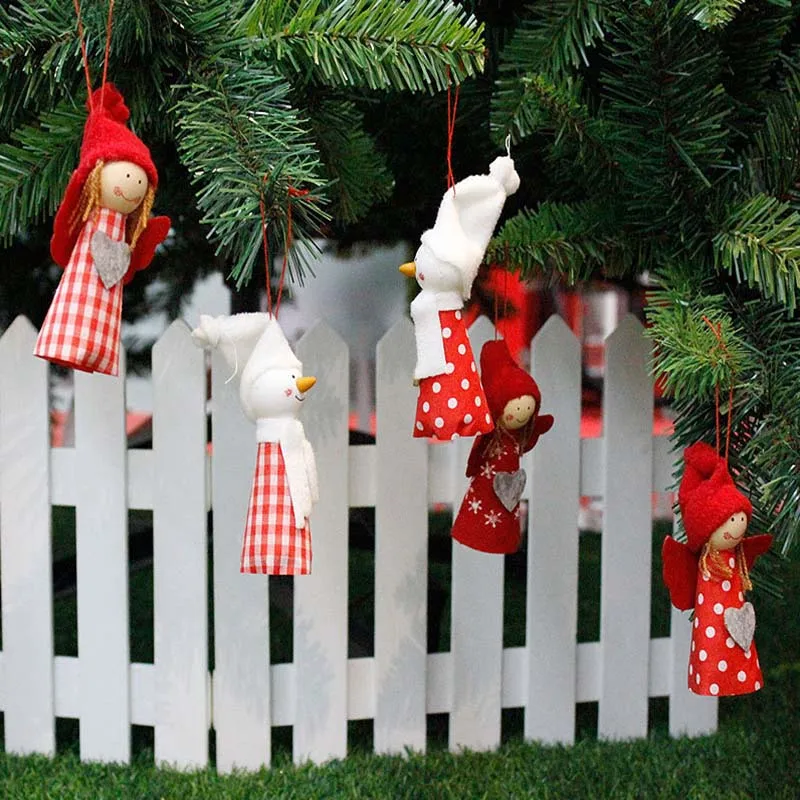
(113, 186, 123, 196)
(505, 414, 514, 421)
(419, 273, 425, 281)
(284, 388, 293, 397)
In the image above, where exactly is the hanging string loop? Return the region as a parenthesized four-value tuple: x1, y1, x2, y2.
(445, 65, 460, 192)
(702, 315, 735, 463)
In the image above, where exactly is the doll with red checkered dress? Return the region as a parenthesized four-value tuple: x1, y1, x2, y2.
(662, 442, 772, 696)
(34, 84, 170, 375)
(192, 313, 318, 575)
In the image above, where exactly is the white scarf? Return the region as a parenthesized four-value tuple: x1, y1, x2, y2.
(256, 417, 318, 529)
(410, 288, 463, 380)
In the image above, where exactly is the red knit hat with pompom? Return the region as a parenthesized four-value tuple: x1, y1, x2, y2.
(50, 84, 158, 267)
(480, 339, 542, 422)
(678, 442, 752, 553)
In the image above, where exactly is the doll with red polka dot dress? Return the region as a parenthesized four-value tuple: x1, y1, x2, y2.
(451, 339, 553, 554)
(399, 156, 520, 440)
(662, 442, 772, 697)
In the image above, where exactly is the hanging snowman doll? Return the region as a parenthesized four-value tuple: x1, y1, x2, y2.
(34, 84, 170, 375)
(192, 313, 318, 575)
(400, 156, 520, 440)
(662, 442, 772, 696)
(451, 339, 553, 554)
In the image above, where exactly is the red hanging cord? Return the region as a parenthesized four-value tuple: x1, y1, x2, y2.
(72, 0, 93, 109)
(702, 316, 735, 462)
(445, 66, 460, 191)
(274, 186, 310, 316)
(100, 0, 116, 103)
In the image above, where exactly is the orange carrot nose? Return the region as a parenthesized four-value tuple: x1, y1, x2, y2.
(398, 261, 416, 278)
(296, 376, 316, 393)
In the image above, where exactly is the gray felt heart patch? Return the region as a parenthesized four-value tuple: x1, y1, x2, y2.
(724, 602, 756, 651)
(91, 230, 131, 289)
(493, 469, 526, 512)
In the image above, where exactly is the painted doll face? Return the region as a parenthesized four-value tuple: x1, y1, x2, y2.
(708, 510, 748, 551)
(100, 161, 148, 214)
(248, 367, 316, 419)
(500, 394, 536, 430)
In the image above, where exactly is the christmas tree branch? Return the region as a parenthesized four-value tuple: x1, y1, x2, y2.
(173, 65, 329, 287)
(236, 0, 485, 92)
(713, 194, 800, 312)
(0, 101, 83, 241)
(487, 201, 625, 284)
(306, 97, 393, 225)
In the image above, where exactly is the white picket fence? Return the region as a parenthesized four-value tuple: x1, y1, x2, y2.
(0, 313, 717, 771)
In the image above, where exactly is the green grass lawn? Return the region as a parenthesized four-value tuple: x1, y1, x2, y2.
(1, 512, 797, 798)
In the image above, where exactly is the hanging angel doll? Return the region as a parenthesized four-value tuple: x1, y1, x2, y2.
(34, 84, 170, 375)
(399, 156, 520, 440)
(451, 339, 554, 554)
(662, 442, 772, 696)
(192, 313, 318, 575)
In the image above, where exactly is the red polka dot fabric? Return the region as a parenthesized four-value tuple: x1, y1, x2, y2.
(688, 558, 763, 696)
(414, 310, 493, 440)
(241, 442, 311, 575)
(34, 207, 125, 375)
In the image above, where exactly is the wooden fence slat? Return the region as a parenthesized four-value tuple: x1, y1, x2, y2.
(152, 321, 209, 768)
(210, 349, 270, 772)
(0, 317, 54, 755)
(74, 351, 130, 761)
(526, 315, 582, 744)
(294, 322, 350, 763)
(449, 317, 504, 752)
(598, 315, 653, 739)
(374, 318, 429, 754)
(668, 496, 718, 736)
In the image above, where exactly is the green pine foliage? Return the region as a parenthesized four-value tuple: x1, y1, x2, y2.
(0, 0, 484, 285)
(490, 0, 800, 568)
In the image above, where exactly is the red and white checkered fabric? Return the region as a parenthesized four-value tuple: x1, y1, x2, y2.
(34, 207, 125, 375)
(241, 442, 312, 575)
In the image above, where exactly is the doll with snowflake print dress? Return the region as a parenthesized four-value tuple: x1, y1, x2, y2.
(451, 339, 554, 554)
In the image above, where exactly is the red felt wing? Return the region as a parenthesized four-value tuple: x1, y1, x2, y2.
(741, 534, 773, 570)
(124, 215, 171, 282)
(661, 536, 698, 611)
(524, 413, 554, 453)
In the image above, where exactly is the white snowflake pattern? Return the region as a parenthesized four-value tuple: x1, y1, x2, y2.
(484, 510, 501, 528)
(479, 462, 496, 479)
(468, 498, 483, 514)
(514, 504, 523, 520)
(486, 440, 506, 460)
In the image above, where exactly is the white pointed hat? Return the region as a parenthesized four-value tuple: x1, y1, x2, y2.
(420, 156, 520, 299)
(239, 315, 302, 409)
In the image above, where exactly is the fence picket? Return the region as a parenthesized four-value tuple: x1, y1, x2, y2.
(294, 322, 350, 763)
(526, 315, 582, 744)
(598, 315, 654, 739)
(152, 321, 209, 768)
(449, 317, 504, 752)
(0, 318, 54, 755)
(74, 352, 130, 761)
(374, 319, 429, 754)
(210, 349, 270, 772)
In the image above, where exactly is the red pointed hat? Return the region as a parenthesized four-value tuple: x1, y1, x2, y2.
(678, 442, 752, 552)
(480, 339, 542, 421)
(50, 84, 158, 266)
